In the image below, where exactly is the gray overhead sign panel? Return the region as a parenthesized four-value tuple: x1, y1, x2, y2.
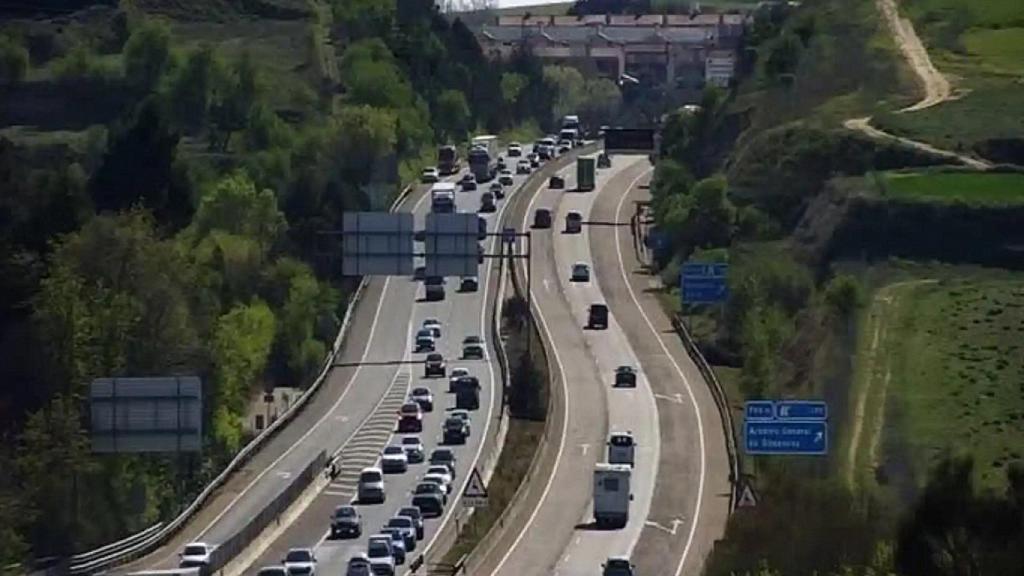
(424, 213, 481, 277)
(90, 377, 203, 453)
(341, 212, 415, 276)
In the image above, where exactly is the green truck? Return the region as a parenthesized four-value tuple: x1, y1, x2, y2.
(577, 157, 596, 192)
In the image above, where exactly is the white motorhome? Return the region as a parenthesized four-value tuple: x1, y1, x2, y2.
(593, 463, 632, 528)
(468, 135, 499, 182)
(607, 432, 636, 467)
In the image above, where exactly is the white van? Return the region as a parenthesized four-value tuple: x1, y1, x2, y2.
(593, 463, 632, 528)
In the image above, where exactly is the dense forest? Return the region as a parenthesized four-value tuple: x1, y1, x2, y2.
(0, 0, 587, 567)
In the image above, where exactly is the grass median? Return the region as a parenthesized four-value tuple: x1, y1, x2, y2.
(442, 294, 549, 565)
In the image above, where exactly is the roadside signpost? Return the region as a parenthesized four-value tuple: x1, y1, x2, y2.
(743, 399, 828, 456)
(680, 262, 729, 305)
(462, 467, 489, 508)
(90, 377, 203, 453)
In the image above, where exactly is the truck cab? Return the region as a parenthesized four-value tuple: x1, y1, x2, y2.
(593, 463, 632, 528)
(430, 182, 456, 213)
(453, 375, 481, 410)
(607, 432, 636, 467)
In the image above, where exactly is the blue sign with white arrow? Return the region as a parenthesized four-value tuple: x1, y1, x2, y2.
(745, 421, 828, 455)
(680, 262, 729, 304)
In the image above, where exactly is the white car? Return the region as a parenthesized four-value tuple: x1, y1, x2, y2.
(423, 473, 451, 495)
(283, 548, 317, 576)
(366, 536, 395, 575)
(358, 467, 385, 503)
(516, 159, 532, 174)
(498, 169, 514, 186)
(422, 318, 442, 338)
(508, 142, 522, 157)
(426, 465, 453, 485)
(421, 167, 439, 183)
(401, 435, 425, 463)
(345, 553, 372, 576)
(179, 542, 213, 568)
(381, 446, 409, 474)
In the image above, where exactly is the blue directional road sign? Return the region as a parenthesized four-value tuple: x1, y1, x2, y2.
(744, 401, 775, 421)
(681, 262, 729, 304)
(775, 400, 828, 421)
(745, 420, 828, 455)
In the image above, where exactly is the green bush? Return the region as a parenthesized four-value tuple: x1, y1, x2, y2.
(0, 35, 29, 84)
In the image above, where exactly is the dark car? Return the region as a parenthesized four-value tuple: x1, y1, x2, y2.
(549, 175, 565, 189)
(460, 276, 479, 292)
(443, 415, 469, 445)
(588, 303, 609, 329)
(614, 365, 637, 388)
(398, 506, 425, 540)
(460, 174, 477, 191)
(412, 483, 445, 517)
(533, 208, 552, 229)
(425, 353, 446, 377)
(479, 192, 496, 213)
(330, 505, 361, 539)
(398, 402, 423, 432)
(462, 335, 484, 359)
(428, 448, 457, 476)
(489, 181, 505, 199)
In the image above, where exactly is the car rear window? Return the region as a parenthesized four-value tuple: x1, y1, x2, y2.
(360, 471, 382, 482)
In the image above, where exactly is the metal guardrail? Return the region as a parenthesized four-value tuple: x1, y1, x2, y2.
(670, 315, 741, 510)
(66, 184, 420, 575)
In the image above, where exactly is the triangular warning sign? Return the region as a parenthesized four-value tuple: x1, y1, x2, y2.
(463, 467, 488, 498)
(737, 483, 758, 508)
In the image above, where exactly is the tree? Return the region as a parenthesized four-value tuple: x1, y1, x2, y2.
(500, 72, 528, 107)
(191, 171, 287, 259)
(123, 21, 174, 93)
(211, 301, 276, 451)
(0, 35, 29, 85)
(762, 32, 803, 81)
(16, 395, 94, 556)
(543, 65, 586, 124)
(209, 52, 260, 152)
(685, 176, 736, 249)
(581, 77, 622, 127)
(824, 274, 864, 319)
(89, 97, 194, 228)
(167, 44, 222, 132)
(433, 89, 470, 143)
(339, 39, 414, 109)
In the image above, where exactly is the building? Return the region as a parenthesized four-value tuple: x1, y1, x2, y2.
(478, 12, 748, 90)
(245, 387, 301, 434)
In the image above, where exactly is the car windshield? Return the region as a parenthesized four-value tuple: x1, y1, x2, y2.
(402, 436, 420, 446)
(610, 435, 634, 447)
(183, 545, 207, 556)
(367, 542, 389, 557)
(416, 483, 440, 494)
(401, 404, 419, 414)
(431, 450, 454, 462)
(412, 387, 430, 396)
(389, 517, 411, 528)
(335, 506, 355, 517)
(359, 471, 382, 482)
(383, 446, 403, 455)
(400, 507, 421, 519)
(452, 368, 469, 377)
(285, 550, 312, 563)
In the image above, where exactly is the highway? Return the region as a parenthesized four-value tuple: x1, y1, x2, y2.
(122, 150, 527, 573)
(475, 152, 730, 575)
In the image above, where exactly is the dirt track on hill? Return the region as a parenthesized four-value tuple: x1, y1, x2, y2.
(844, 0, 992, 169)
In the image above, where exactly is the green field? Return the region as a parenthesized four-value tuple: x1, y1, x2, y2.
(873, 0, 1024, 157)
(853, 273, 1024, 493)
(880, 171, 1024, 205)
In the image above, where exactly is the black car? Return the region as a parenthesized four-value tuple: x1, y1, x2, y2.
(614, 365, 637, 388)
(549, 175, 565, 189)
(460, 174, 477, 191)
(330, 505, 361, 538)
(425, 353, 446, 377)
(460, 276, 479, 292)
(533, 208, 552, 229)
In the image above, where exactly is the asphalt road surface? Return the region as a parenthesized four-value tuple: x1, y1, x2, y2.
(479, 153, 730, 576)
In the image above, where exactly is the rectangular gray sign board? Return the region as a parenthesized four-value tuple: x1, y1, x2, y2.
(342, 212, 415, 276)
(90, 377, 202, 453)
(424, 213, 480, 277)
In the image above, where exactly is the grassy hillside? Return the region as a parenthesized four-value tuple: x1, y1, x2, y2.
(873, 0, 1024, 162)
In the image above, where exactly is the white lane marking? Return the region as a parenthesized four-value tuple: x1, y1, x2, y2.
(644, 518, 684, 535)
(190, 275, 394, 545)
(489, 162, 575, 576)
(412, 165, 524, 569)
(580, 444, 590, 456)
(191, 187, 438, 547)
(614, 169, 708, 576)
(653, 393, 684, 404)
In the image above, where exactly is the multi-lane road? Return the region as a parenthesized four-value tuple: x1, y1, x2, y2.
(121, 146, 588, 576)
(124, 144, 730, 576)
(473, 153, 731, 575)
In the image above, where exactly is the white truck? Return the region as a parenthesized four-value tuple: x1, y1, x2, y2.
(561, 114, 582, 143)
(430, 182, 456, 213)
(593, 463, 632, 528)
(468, 135, 499, 182)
